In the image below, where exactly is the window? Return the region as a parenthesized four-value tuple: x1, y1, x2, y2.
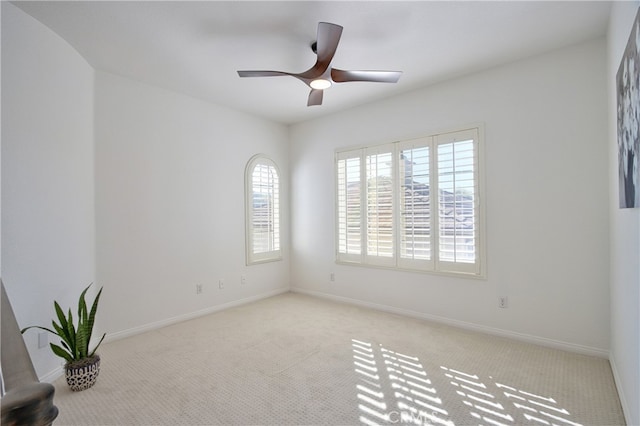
(336, 127, 485, 277)
(245, 155, 281, 264)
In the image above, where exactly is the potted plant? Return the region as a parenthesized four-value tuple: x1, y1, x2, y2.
(22, 283, 106, 391)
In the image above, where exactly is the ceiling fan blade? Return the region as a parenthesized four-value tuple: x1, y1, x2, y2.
(315, 22, 343, 69)
(237, 22, 403, 107)
(307, 89, 323, 106)
(238, 70, 315, 90)
(331, 69, 402, 83)
(237, 70, 290, 77)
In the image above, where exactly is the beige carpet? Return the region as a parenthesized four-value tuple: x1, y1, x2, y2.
(51, 292, 625, 425)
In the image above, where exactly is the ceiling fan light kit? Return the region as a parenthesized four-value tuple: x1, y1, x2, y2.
(310, 78, 332, 90)
(237, 22, 402, 107)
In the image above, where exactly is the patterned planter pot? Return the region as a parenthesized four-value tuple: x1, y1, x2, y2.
(65, 355, 100, 391)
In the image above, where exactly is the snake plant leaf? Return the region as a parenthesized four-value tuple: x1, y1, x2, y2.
(54, 301, 70, 340)
(66, 308, 78, 358)
(78, 285, 89, 351)
(77, 324, 88, 359)
(78, 284, 89, 319)
(86, 286, 103, 352)
(51, 320, 65, 338)
(60, 339, 71, 352)
(20, 325, 56, 335)
(50, 343, 73, 363)
(54, 304, 76, 356)
(88, 332, 106, 358)
(51, 321, 74, 353)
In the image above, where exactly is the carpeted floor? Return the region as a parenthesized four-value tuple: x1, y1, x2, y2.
(51, 292, 625, 425)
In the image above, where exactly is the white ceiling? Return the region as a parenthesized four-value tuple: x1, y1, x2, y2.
(12, 1, 612, 125)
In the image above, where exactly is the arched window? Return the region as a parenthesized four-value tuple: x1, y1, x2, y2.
(245, 155, 281, 264)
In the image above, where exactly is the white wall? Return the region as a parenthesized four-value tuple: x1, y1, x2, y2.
(1, 2, 95, 379)
(2, 2, 290, 379)
(94, 71, 290, 336)
(290, 39, 609, 355)
(607, 2, 640, 425)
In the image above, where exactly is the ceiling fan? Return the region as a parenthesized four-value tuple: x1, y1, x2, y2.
(237, 22, 402, 107)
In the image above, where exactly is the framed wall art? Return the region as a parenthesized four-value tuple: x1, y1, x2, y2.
(617, 7, 640, 208)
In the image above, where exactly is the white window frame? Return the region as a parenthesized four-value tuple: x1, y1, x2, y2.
(245, 155, 282, 265)
(335, 126, 486, 278)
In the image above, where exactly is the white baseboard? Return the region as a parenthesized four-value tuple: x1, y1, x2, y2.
(40, 365, 64, 384)
(105, 287, 290, 343)
(291, 287, 610, 358)
(609, 354, 633, 426)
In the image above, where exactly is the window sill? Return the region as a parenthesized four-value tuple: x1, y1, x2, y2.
(335, 259, 486, 280)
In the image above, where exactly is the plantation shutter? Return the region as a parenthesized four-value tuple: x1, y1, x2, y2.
(365, 147, 395, 266)
(336, 150, 363, 263)
(334, 126, 484, 278)
(398, 138, 434, 271)
(435, 129, 480, 275)
(246, 156, 281, 264)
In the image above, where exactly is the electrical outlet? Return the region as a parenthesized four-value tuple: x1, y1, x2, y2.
(499, 296, 508, 309)
(330, 272, 335, 282)
(241, 275, 247, 285)
(196, 284, 203, 294)
(38, 331, 48, 349)
(219, 279, 225, 290)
